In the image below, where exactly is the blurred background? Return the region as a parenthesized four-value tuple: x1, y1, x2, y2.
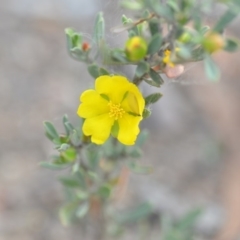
(1, 0, 240, 239)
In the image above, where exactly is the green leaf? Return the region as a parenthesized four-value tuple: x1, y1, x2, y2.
(59, 201, 79, 226)
(176, 208, 202, 231)
(88, 64, 100, 78)
(224, 38, 239, 52)
(149, 68, 164, 85)
(135, 62, 149, 78)
(76, 202, 89, 218)
(111, 121, 119, 138)
(61, 148, 77, 162)
(59, 176, 80, 188)
(111, 50, 128, 63)
(121, 1, 143, 10)
(43, 121, 60, 141)
(142, 108, 151, 119)
(144, 92, 162, 105)
(128, 162, 153, 174)
(204, 54, 220, 81)
(99, 67, 109, 76)
(200, 25, 210, 35)
(144, 79, 161, 88)
(98, 185, 111, 199)
(148, 19, 160, 36)
(147, 0, 173, 21)
(135, 130, 149, 147)
(39, 161, 70, 170)
(148, 33, 162, 55)
(58, 143, 70, 152)
(213, 8, 239, 33)
(70, 129, 81, 146)
(116, 202, 152, 224)
(93, 12, 105, 45)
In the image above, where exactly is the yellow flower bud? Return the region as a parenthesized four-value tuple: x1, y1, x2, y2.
(202, 32, 225, 53)
(125, 36, 147, 61)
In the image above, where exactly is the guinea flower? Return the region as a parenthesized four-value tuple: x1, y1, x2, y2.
(77, 75, 145, 145)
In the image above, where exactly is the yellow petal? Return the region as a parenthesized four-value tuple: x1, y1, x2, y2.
(95, 75, 130, 103)
(82, 113, 114, 144)
(121, 84, 145, 116)
(117, 114, 142, 145)
(77, 89, 109, 118)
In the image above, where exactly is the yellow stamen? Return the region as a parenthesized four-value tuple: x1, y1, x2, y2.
(108, 101, 125, 120)
(163, 49, 175, 68)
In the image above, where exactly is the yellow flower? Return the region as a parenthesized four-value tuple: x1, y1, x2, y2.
(77, 75, 145, 145)
(163, 49, 175, 68)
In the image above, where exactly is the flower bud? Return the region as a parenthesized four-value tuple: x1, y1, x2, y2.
(82, 42, 91, 51)
(125, 36, 147, 61)
(202, 32, 225, 53)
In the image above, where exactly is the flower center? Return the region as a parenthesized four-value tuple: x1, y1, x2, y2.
(108, 101, 125, 120)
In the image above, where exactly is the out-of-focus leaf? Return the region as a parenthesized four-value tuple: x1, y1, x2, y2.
(224, 38, 239, 52)
(93, 12, 105, 45)
(142, 108, 151, 119)
(128, 162, 153, 174)
(135, 62, 149, 78)
(116, 202, 152, 224)
(88, 64, 100, 78)
(98, 185, 111, 199)
(39, 161, 70, 170)
(121, 1, 143, 10)
(144, 78, 161, 87)
(135, 130, 149, 147)
(204, 54, 220, 81)
(213, 8, 238, 33)
(144, 92, 163, 105)
(149, 68, 164, 85)
(76, 202, 89, 218)
(43, 121, 60, 142)
(59, 176, 80, 188)
(99, 67, 109, 76)
(59, 201, 79, 226)
(148, 33, 162, 55)
(149, 19, 160, 36)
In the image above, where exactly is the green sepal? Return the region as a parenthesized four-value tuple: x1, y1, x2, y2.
(111, 121, 119, 138)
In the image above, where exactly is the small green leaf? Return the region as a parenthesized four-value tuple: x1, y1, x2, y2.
(93, 12, 105, 45)
(128, 162, 153, 174)
(213, 8, 238, 33)
(61, 148, 77, 162)
(76, 202, 89, 218)
(200, 25, 210, 35)
(58, 143, 70, 152)
(204, 54, 220, 81)
(135, 62, 149, 78)
(144, 79, 161, 88)
(39, 161, 70, 170)
(121, 1, 143, 10)
(144, 92, 163, 105)
(224, 38, 239, 52)
(149, 68, 164, 85)
(59, 201, 79, 226)
(59, 176, 80, 188)
(147, 33, 162, 55)
(70, 129, 81, 146)
(99, 67, 109, 76)
(43, 121, 60, 141)
(115, 202, 152, 224)
(88, 64, 100, 78)
(98, 185, 111, 199)
(142, 108, 151, 119)
(148, 19, 160, 36)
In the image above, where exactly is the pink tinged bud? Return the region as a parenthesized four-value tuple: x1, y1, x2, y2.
(164, 64, 184, 79)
